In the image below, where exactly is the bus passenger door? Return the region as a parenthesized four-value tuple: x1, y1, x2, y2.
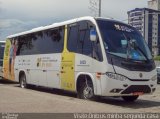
(61, 53, 75, 91)
(60, 25, 75, 91)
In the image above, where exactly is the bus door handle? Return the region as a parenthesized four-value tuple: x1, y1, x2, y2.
(61, 71, 65, 73)
(26, 69, 30, 74)
(43, 70, 46, 72)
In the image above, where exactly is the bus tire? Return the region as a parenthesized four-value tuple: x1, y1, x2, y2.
(19, 73, 27, 88)
(122, 95, 139, 102)
(78, 80, 95, 100)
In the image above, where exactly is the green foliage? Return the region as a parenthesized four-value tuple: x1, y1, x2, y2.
(154, 56, 160, 61)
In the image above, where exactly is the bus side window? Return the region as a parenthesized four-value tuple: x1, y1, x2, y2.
(77, 21, 93, 57)
(18, 26, 65, 56)
(88, 23, 103, 61)
(67, 21, 103, 62)
(78, 21, 103, 61)
(67, 23, 79, 52)
(44, 26, 64, 53)
(92, 37, 103, 61)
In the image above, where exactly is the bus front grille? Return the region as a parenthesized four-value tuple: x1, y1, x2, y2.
(121, 85, 151, 94)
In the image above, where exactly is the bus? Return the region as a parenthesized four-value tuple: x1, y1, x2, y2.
(0, 41, 5, 77)
(3, 16, 157, 102)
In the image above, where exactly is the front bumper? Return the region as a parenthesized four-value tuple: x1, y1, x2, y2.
(121, 85, 152, 94)
(100, 74, 157, 96)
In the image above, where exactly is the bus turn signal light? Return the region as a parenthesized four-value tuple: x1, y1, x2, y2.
(96, 72, 102, 79)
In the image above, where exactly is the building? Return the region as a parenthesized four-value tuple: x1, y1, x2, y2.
(128, 8, 160, 56)
(148, 0, 160, 10)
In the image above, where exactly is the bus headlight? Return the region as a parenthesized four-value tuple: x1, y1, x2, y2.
(151, 75, 157, 81)
(106, 72, 128, 81)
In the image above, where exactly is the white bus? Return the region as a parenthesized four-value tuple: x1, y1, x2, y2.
(0, 41, 5, 77)
(3, 17, 157, 101)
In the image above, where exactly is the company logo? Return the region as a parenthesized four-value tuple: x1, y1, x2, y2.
(80, 60, 86, 65)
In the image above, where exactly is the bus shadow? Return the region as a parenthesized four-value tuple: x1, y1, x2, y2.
(0, 80, 77, 98)
(24, 85, 77, 98)
(95, 97, 160, 109)
(10, 82, 160, 109)
(0, 79, 18, 84)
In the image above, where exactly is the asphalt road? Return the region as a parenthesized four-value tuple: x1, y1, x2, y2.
(0, 80, 160, 113)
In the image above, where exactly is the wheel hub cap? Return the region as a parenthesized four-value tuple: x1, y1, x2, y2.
(84, 87, 93, 99)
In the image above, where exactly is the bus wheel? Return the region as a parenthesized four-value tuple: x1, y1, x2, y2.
(20, 74, 27, 88)
(78, 80, 94, 100)
(122, 95, 139, 102)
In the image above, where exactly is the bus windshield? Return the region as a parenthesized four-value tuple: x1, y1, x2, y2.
(97, 19, 152, 61)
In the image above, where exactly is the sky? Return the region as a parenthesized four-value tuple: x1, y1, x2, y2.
(0, 0, 148, 40)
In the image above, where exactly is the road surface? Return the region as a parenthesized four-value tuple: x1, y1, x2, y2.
(0, 80, 160, 113)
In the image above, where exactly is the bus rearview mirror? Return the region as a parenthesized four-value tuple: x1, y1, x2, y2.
(90, 29, 97, 42)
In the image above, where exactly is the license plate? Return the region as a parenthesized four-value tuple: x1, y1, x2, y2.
(133, 92, 144, 95)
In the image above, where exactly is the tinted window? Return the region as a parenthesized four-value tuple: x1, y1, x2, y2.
(0, 43, 5, 59)
(67, 23, 78, 52)
(77, 21, 93, 56)
(0, 43, 5, 66)
(18, 26, 64, 55)
(67, 21, 103, 61)
(97, 19, 152, 61)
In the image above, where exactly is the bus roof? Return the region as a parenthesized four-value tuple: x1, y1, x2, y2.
(7, 16, 113, 39)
